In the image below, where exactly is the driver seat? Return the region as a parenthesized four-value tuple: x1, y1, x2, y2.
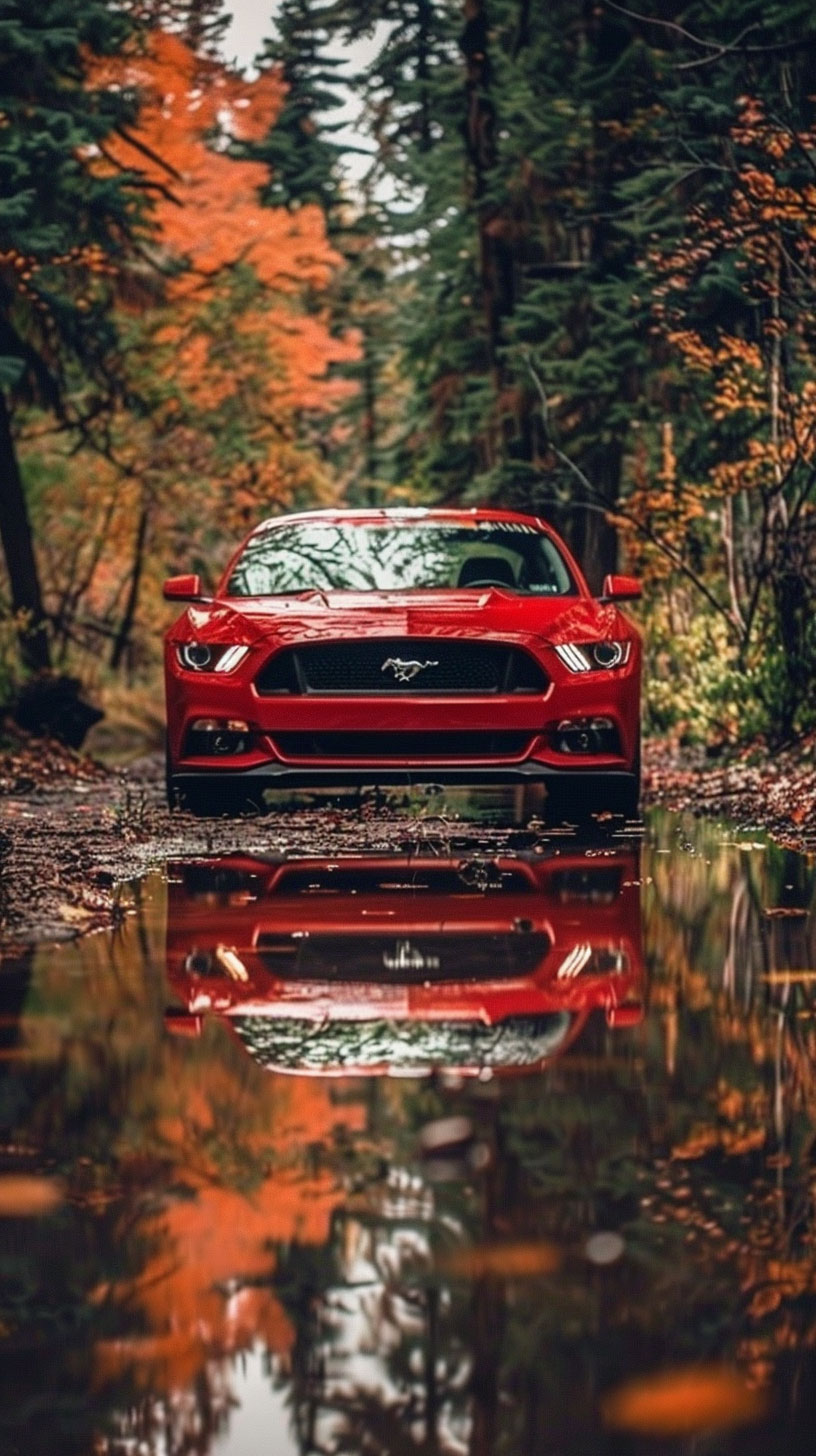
(457, 555, 517, 589)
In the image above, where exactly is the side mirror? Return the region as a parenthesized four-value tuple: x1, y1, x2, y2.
(163, 574, 209, 603)
(600, 573, 642, 604)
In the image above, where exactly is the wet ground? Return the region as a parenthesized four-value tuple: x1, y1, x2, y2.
(3, 791, 816, 1454)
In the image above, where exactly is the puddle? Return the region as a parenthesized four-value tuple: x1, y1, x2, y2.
(2, 805, 816, 1453)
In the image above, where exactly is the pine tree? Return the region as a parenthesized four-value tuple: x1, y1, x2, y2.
(322, 1, 652, 583)
(250, 0, 347, 218)
(0, 0, 145, 670)
(245, 2, 404, 500)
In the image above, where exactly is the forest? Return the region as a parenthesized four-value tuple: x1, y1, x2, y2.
(2, 0, 816, 751)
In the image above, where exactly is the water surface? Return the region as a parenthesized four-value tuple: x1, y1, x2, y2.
(2, 803, 816, 1455)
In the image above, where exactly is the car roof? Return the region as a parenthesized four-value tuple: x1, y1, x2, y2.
(249, 506, 554, 536)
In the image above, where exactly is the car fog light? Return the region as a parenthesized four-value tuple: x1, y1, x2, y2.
(186, 718, 251, 756)
(555, 716, 620, 755)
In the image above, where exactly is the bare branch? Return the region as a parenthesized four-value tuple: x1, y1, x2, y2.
(114, 123, 184, 181)
(96, 141, 183, 207)
(603, 1, 816, 65)
(602, 2, 759, 52)
(524, 353, 742, 637)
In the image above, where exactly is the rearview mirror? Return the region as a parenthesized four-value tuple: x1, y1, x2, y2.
(600, 573, 642, 603)
(163, 574, 210, 603)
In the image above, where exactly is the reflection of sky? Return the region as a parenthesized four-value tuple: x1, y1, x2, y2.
(213, 1352, 296, 1456)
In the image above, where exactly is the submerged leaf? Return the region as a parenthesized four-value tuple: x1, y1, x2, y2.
(441, 1241, 561, 1279)
(0, 1175, 64, 1217)
(602, 1365, 769, 1436)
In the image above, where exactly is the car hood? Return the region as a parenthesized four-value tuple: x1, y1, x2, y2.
(174, 589, 624, 647)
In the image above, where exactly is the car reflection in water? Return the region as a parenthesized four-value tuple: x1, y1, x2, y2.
(164, 846, 643, 1077)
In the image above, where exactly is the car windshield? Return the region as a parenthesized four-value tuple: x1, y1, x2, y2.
(225, 520, 576, 596)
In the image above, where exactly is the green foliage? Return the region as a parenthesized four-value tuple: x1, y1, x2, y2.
(644, 606, 762, 744)
(4, 0, 816, 743)
(250, 0, 347, 219)
(0, 610, 22, 710)
(0, 0, 154, 675)
(0, 0, 146, 410)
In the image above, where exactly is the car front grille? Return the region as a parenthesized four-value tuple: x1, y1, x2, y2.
(271, 731, 533, 760)
(255, 639, 548, 695)
(256, 932, 551, 983)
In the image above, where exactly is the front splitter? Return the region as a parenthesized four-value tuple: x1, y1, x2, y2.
(171, 763, 639, 792)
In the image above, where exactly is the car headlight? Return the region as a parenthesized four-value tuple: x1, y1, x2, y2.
(556, 944, 630, 979)
(177, 643, 249, 673)
(554, 641, 631, 673)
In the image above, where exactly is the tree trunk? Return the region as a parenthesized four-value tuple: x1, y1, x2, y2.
(110, 498, 150, 671)
(417, 0, 434, 152)
(0, 391, 51, 671)
(571, 446, 621, 592)
(461, 0, 515, 367)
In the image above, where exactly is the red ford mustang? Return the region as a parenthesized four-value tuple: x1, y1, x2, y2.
(164, 849, 644, 1077)
(163, 507, 641, 816)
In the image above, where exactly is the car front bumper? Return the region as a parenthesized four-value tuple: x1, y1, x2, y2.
(165, 632, 641, 792)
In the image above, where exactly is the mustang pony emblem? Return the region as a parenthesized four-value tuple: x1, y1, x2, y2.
(381, 656, 439, 682)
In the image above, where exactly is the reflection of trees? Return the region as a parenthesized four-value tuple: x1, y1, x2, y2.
(2, 891, 368, 1456)
(10, 819, 816, 1452)
(227, 523, 567, 595)
(277, 1175, 473, 1456)
(267, 820, 816, 1454)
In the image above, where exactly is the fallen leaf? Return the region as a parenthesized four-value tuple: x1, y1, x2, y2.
(58, 903, 93, 925)
(0, 1175, 64, 1217)
(602, 1365, 769, 1436)
(440, 1240, 561, 1279)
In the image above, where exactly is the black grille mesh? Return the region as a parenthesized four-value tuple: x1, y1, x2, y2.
(272, 731, 532, 760)
(257, 932, 550, 982)
(256, 639, 547, 695)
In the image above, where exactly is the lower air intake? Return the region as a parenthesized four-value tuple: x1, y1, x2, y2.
(272, 731, 533, 760)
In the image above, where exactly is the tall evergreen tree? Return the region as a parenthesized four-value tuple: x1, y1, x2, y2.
(247, 3, 407, 500)
(614, 0, 816, 734)
(0, 0, 146, 670)
(317, 1, 654, 582)
(251, 0, 347, 218)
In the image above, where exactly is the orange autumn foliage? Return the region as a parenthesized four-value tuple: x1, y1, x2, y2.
(0, 1175, 64, 1217)
(94, 30, 357, 423)
(30, 30, 360, 676)
(94, 1070, 367, 1393)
